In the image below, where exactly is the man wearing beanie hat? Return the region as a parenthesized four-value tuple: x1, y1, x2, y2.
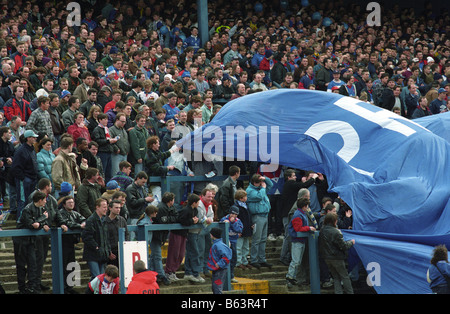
(207, 227, 232, 294)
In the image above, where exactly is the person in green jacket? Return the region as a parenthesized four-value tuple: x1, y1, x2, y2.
(128, 114, 149, 175)
(76, 168, 105, 218)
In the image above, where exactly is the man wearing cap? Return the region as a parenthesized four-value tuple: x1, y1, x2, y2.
(326, 69, 344, 92)
(100, 68, 116, 89)
(10, 129, 39, 219)
(429, 88, 448, 114)
(101, 46, 119, 69)
(56, 89, 71, 116)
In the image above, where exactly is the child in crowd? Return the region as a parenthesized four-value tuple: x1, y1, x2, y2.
(207, 227, 232, 294)
(136, 205, 158, 241)
(86, 264, 120, 294)
(234, 189, 253, 269)
(220, 205, 243, 283)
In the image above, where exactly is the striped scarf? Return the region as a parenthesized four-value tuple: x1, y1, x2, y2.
(305, 207, 318, 229)
(98, 123, 110, 139)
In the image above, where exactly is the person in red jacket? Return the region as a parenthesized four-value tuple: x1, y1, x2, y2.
(67, 112, 92, 145)
(126, 260, 160, 294)
(4, 86, 32, 122)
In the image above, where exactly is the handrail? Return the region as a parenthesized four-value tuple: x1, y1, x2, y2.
(0, 174, 320, 294)
(0, 226, 320, 294)
(147, 174, 250, 195)
(0, 222, 231, 294)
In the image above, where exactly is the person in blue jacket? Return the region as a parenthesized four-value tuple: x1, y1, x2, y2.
(246, 173, 273, 269)
(207, 227, 232, 294)
(220, 205, 243, 282)
(427, 244, 450, 294)
(183, 27, 201, 53)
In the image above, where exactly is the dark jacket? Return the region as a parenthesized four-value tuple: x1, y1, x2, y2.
(178, 204, 199, 237)
(315, 65, 332, 91)
(76, 179, 104, 218)
(404, 92, 420, 119)
(91, 125, 113, 153)
(271, 61, 288, 85)
(60, 208, 86, 244)
(125, 182, 148, 219)
(318, 224, 354, 260)
(48, 106, 65, 136)
(145, 148, 171, 177)
(105, 215, 129, 252)
(17, 202, 48, 230)
(153, 201, 179, 241)
(216, 176, 237, 218)
(280, 178, 315, 218)
(27, 191, 65, 228)
(0, 137, 15, 182)
(10, 142, 38, 181)
(82, 211, 111, 263)
(235, 200, 253, 237)
(128, 125, 149, 164)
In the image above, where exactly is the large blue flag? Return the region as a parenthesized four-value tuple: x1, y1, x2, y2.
(178, 89, 450, 293)
(415, 111, 450, 143)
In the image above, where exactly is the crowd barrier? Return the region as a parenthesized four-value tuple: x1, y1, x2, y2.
(0, 174, 321, 294)
(0, 226, 320, 294)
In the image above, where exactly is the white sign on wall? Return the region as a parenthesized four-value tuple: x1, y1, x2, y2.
(120, 241, 148, 287)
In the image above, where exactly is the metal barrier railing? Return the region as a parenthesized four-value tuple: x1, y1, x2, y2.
(0, 174, 321, 294)
(0, 226, 320, 294)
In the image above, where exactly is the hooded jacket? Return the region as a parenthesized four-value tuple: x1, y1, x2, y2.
(126, 270, 160, 294)
(245, 177, 273, 216)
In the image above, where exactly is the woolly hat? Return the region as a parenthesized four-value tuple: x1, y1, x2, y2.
(106, 180, 119, 190)
(210, 227, 222, 239)
(60, 182, 73, 194)
(230, 205, 240, 215)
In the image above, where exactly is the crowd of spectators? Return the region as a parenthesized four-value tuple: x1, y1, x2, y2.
(0, 0, 449, 294)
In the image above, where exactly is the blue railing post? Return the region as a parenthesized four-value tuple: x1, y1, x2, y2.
(119, 228, 126, 294)
(297, 231, 321, 294)
(137, 225, 151, 268)
(50, 228, 64, 294)
(217, 221, 231, 291)
(308, 231, 320, 294)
